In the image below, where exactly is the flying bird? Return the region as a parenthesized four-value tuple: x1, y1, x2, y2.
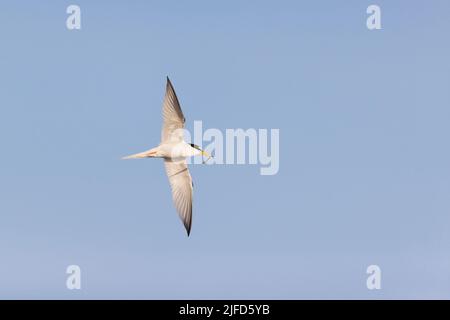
(123, 77, 211, 236)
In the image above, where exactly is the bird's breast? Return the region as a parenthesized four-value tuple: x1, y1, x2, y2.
(160, 142, 196, 159)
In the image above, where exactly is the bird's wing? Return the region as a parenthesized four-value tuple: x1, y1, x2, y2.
(164, 158, 193, 236)
(161, 77, 186, 143)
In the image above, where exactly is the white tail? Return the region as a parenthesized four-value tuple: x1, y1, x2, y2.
(122, 148, 158, 159)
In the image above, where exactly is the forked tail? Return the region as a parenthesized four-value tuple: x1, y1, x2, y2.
(122, 148, 158, 159)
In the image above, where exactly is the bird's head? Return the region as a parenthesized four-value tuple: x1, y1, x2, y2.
(190, 143, 213, 163)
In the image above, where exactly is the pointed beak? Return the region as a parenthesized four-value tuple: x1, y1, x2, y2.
(201, 150, 213, 163)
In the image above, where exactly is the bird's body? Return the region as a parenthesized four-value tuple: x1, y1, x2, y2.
(124, 142, 202, 160)
(123, 78, 209, 236)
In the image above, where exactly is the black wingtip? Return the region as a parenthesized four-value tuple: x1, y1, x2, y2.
(185, 223, 191, 237)
(166, 76, 174, 90)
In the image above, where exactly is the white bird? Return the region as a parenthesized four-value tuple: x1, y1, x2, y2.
(123, 77, 210, 236)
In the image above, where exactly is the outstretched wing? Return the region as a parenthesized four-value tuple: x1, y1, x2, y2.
(164, 158, 193, 236)
(161, 77, 186, 143)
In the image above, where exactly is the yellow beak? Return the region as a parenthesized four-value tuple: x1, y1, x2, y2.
(201, 150, 213, 163)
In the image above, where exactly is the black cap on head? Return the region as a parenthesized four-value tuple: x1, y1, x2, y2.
(190, 143, 202, 151)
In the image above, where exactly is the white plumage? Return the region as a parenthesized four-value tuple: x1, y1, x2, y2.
(123, 78, 210, 236)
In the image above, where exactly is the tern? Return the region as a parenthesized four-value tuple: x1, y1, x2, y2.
(123, 77, 211, 236)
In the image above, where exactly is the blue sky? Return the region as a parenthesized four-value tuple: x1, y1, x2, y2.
(0, 0, 449, 299)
